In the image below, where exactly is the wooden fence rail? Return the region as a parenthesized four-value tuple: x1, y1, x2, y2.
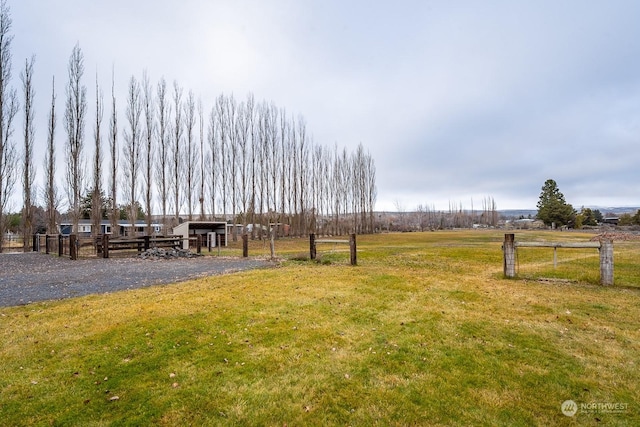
(503, 233, 613, 285)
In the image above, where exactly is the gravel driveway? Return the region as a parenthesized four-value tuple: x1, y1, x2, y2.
(0, 252, 273, 307)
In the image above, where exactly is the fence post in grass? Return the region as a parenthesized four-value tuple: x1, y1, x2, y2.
(58, 234, 63, 257)
(599, 239, 614, 286)
(32, 234, 37, 252)
(310, 233, 316, 260)
(70, 234, 77, 260)
(350, 233, 357, 266)
(269, 228, 276, 260)
(242, 234, 248, 257)
(197, 234, 202, 254)
(144, 235, 150, 251)
(503, 233, 516, 278)
(45, 234, 50, 254)
(102, 234, 109, 259)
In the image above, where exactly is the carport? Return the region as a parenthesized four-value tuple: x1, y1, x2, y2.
(173, 221, 228, 250)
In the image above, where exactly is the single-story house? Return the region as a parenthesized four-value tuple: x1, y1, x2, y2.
(59, 219, 164, 237)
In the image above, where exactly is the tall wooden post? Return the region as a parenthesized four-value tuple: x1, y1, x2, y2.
(144, 235, 150, 251)
(242, 234, 248, 257)
(69, 234, 78, 260)
(58, 234, 63, 257)
(269, 228, 276, 260)
(599, 239, 614, 286)
(309, 233, 316, 260)
(32, 234, 38, 252)
(197, 235, 202, 254)
(503, 233, 516, 278)
(102, 234, 110, 259)
(45, 234, 50, 254)
(349, 233, 357, 266)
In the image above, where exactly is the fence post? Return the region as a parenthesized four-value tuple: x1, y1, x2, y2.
(58, 234, 63, 257)
(349, 233, 357, 266)
(102, 234, 110, 259)
(144, 235, 150, 251)
(197, 235, 202, 254)
(309, 233, 316, 260)
(45, 234, 50, 254)
(599, 239, 614, 286)
(69, 234, 77, 260)
(32, 234, 38, 252)
(270, 228, 275, 260)
(503, 233, 516, 278)
(242, 234, 248, 257)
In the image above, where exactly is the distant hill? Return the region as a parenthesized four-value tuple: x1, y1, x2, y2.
(499, 209, 537, 219)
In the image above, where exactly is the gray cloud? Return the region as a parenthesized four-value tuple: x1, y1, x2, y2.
(8, 0, 640, 212)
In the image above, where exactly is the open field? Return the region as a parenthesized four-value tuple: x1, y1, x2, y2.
(1, 230, 639, 425)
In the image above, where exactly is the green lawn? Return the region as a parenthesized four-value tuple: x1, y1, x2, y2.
(1, 230, 639, 426)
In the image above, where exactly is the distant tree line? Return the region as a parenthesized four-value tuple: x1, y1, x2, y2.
(379, 197, 499, 232)
(0, 1, 377, 251)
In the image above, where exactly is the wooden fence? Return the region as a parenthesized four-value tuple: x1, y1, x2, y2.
(97, 235, 182, 258)
(33, 234, 77, 259)
(32, 234, 187, 259)
(309, 233, 357, 265)
(502, 233, 614, 285)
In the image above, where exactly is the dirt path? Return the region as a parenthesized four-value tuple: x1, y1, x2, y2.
(0, 252, 273, 307)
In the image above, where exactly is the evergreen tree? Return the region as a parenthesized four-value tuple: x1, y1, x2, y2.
(576, 207, 598, 228)
(536, 179, 575, 227)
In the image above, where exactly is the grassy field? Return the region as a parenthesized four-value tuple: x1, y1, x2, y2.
(1, 230, 639, 426)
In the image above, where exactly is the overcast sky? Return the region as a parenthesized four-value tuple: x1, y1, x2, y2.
(8, 0, 640, 212)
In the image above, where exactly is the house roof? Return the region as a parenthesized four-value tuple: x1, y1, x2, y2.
(60, 219, 164, 227)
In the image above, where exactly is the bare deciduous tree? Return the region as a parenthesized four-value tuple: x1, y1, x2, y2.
(207, 104, 218, 219)
(184, 90, 197, 220)
(0, 0, 18, 252)
(141, 71, 154, 233)
(122, 75, 142, 232)
(215, 94, 228, 221)
(64, 43, 87, 234)
(155, 77, 169, 226)
(44, 76, 58, 234)
(21, 56, 35, 250)
(170, 81, 183, 223)
(108, 70, 118, 234)
(90, 73, 104, 238)
(198, 98, 205, 220)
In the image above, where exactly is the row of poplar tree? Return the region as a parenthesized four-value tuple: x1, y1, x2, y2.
(0, 1, 377, 251)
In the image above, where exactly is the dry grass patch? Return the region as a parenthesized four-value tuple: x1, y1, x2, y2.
(1, 230, 639, 425)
